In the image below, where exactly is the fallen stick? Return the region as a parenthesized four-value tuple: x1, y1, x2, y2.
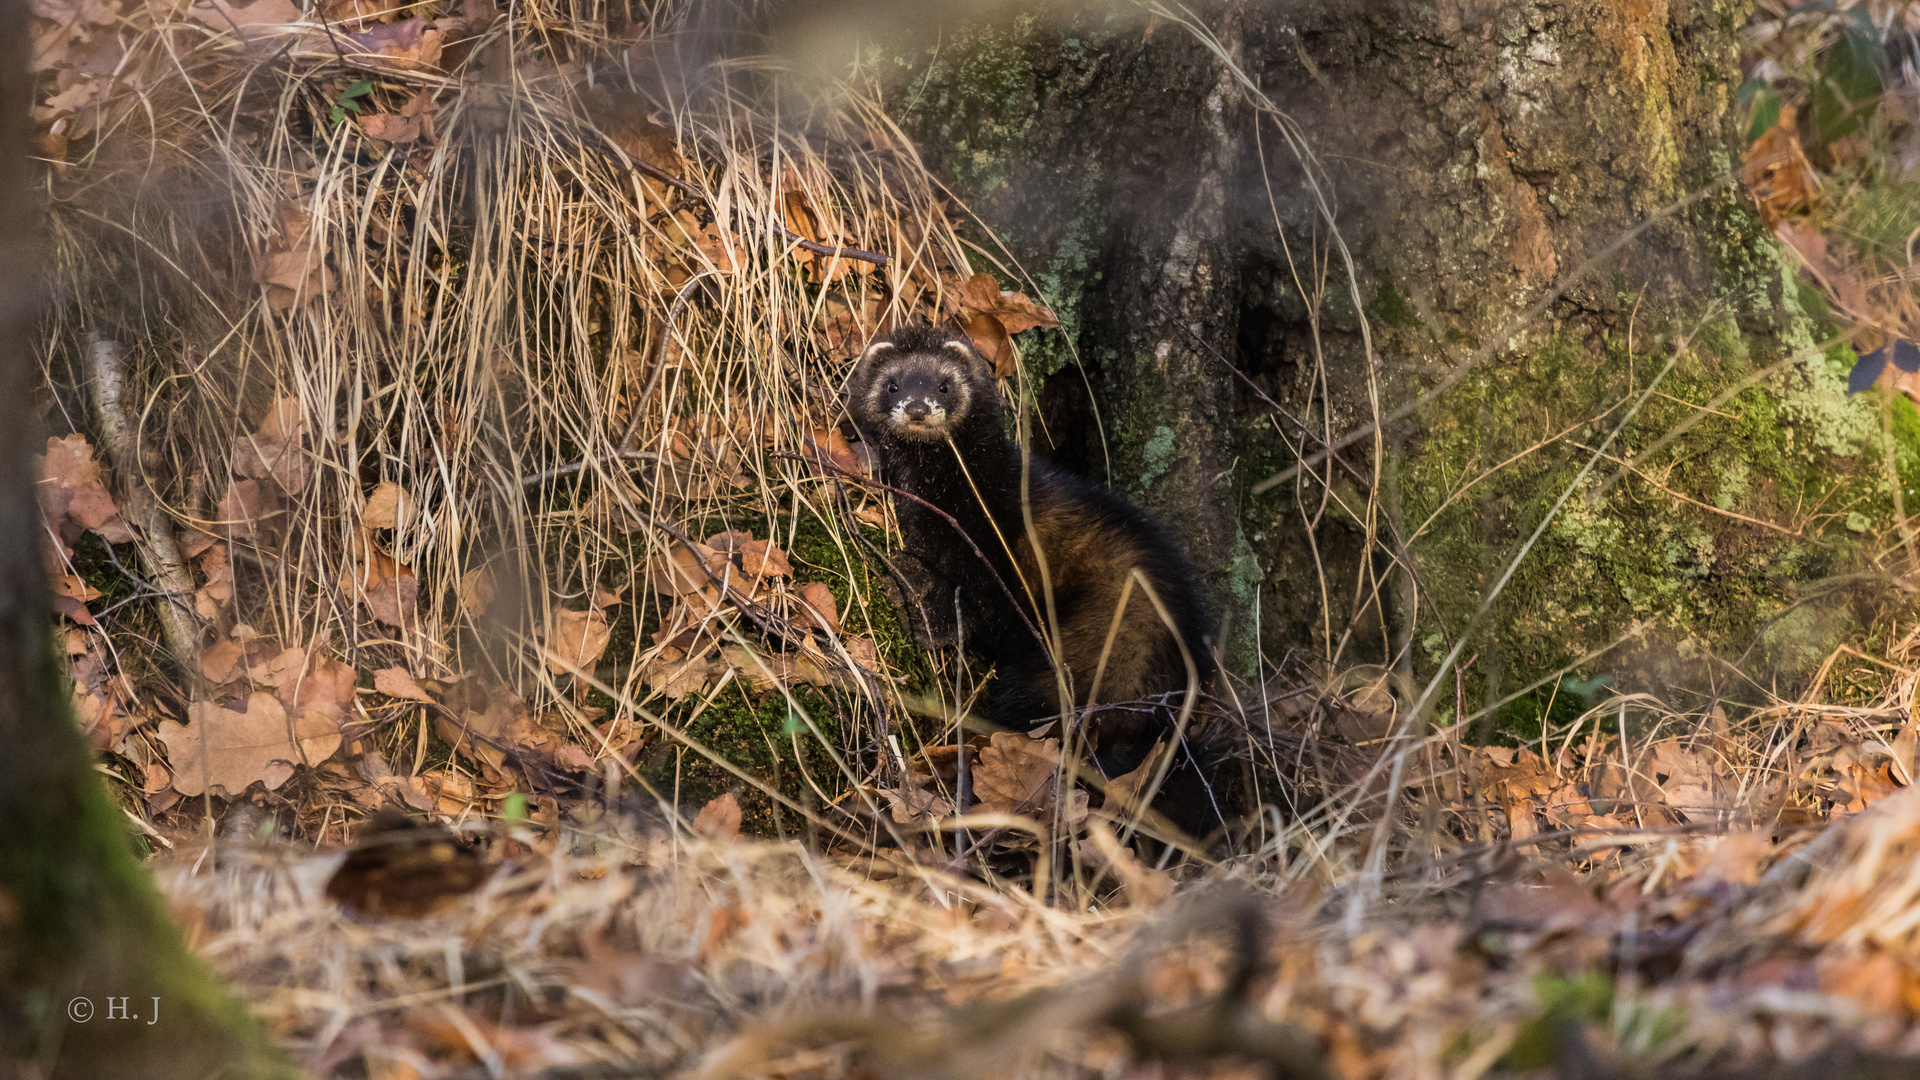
(84, 332, 201, 675)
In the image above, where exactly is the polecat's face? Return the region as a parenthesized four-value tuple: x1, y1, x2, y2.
(858, 342, 976, 443)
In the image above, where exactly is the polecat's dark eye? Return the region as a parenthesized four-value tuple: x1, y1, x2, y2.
(939, 380, 950, 394)
(887, 380, 899, 394)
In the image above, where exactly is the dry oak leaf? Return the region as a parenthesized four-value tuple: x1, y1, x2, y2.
(188, 0, 316, 48)
(1649, 738, 1727, 821)
(705, 530, 792, 580)
(436, 695, 521, 772)
(193, 543, 233, 620)
(254, 203, 333, 311)
(233, 396, 311, 493)
(577, 86, 685, 179)
(37, 77, 106, 131)
(1742, 105, 1818, 227)
(34, 433, 131, 555)
(692, 792, 742, 841)
(176, 528, 218, 559)
(70, 639, 139, 750)
(723, 644, 834, 696)
(362, 480, 413, 529)
(33, 0, 119, 70)
(545, 606, 612, 675)
(360, 111, 420, 144)
(647, 538, 718, 596)
(883, 782, 952, 824)
(972, 731, 1087, 826)
(49, 573, 101, 625)
(71, 686, 129, 751)
(253, 646, 359, 724)
(158, 691, 342, 797)
(199, 637, 246, 684)
(214, 478, 277, 542)
(341, 539, 420, 628)
(650, 592, 726, 656)
(815, 293, 888, 360)
(340, 16, 446, 71)
(1475, 867, 1605, 934)
(374, 666, 435, 702)
(795, 581, 839, 634)
(416, 768, 476, 815)
(694, 223, 745, 275)
(318, 0, 403, 28)
(780, 186, 861, 284)
(358, 90, 439, 146)
(950, 272, 1060, 378)
(1079, 821, 1173, 907)
(640, 650, 720, 700)
(458, 567, 496, 617)
(843, 634, 878, 671)
(1775, 219, 1872, 326)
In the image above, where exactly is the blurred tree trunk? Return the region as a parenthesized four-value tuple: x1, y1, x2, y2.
(0, 0, 286, 1067)
(898, 0, 1842, 708)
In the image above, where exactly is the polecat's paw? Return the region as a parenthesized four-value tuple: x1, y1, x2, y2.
(883, 555, 959, 649)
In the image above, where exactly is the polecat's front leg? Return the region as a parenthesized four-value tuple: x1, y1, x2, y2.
(881, 549, 960, 649)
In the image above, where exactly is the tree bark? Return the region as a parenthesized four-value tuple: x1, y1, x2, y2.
(0, 0, 288, 1066)
(899, 0, 1848, 709)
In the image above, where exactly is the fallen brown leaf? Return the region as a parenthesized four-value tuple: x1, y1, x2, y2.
(254, 203, 332, 310)
(795, 582, 839, 634)
(693, 793, 742, 840)
(158, 691, 342, 797)
(363, 480, 413, 528)
(374, 666, 435, 702)
(972, 731, 1087, 827)
(545, 607, 612, 675)
(232, 396, 311, 494)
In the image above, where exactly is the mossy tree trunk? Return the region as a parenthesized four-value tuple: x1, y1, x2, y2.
(898, 0, 1869, 718)
(0, 0, 287, 1065)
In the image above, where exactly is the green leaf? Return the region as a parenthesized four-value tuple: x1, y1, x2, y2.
(781, 709, 807, 736)
(502, 791, 528, 821)
(1812, 21, 1886, 145)
(1746, 90, 1782, 144)
(330, 80, 374, 126)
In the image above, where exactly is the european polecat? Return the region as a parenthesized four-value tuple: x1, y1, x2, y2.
(847, 324, 1217, 781)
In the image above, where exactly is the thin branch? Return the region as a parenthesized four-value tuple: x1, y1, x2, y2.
(84, 333, 202, 672)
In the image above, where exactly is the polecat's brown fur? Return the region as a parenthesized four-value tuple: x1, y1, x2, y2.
(847, 324, 1217, 782)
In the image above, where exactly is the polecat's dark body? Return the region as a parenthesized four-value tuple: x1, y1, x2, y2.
(847, 324, 1217, 781)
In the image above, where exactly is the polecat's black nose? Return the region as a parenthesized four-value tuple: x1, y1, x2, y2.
(903, 401, 932, 421)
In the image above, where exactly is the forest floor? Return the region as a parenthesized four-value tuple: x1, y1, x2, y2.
(151, 625, 1920, 1080)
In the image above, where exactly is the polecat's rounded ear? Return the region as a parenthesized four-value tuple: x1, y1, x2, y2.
(941, 335, 992, 377)
(851, 339, 895, 379)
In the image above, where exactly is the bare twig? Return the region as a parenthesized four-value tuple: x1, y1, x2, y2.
(84, 332, 201, 671)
